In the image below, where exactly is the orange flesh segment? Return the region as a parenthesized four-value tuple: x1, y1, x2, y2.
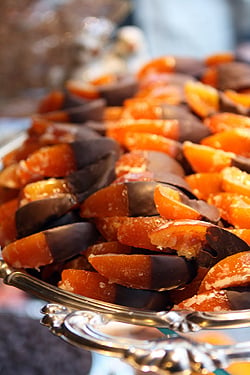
(65, 80, 100, 99)
(185, 172, 222, 200)
(20, 178, 69, 205)
(0, 198, 18, 247)
(2, 232, 53, 268)
(221, 167, 250, 197)
(117, 216, 168, 251)
(204, 112, 250, 133)
(122, 132, 181, 158)
(224, 90, 250, 108)
(209, 192, 250, 228)
(183, 141, 233, 173)
(137, 56, 176, 80)
(205, 52, 234, 66)
(18, 143, 76, 184)
(149, 219, 209, 259)
(80, 184, 129, 218)
(198, 251, 250, 293)
(201, 128, 250, 157)
(123, 100, 164, 120)
(154, 184, 201, 220)
(106, 119, 179, 140)
(184, 81, 219, 117)
(115, 151, 147, 177)
(59, 269, 116, 303)
(89, 254, 151, 289)
(37, 90, 64, 113)
(95, 216, 129, 241)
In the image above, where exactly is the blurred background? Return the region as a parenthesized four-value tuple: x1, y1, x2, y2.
(1, 0, 250, 116)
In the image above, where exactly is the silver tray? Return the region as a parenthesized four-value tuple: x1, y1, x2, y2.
(1, 260, 250, 374)
(0, 123, 250, 374)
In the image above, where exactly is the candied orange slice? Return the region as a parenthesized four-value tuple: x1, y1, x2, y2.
(89, 253, 193, 290)
(208, 192, 250, 228)
(149, 219, 210, 259)
(117, 216, 168, 251)
(121, 132, 181, 158)
(17, 144, 76, 185)
(39, 110, 70, 122)
(154, 184, 201, 220)
(204, 112, 250, 133)
(201, 67, 218, 87)
(95, 216, 128, 241)
(224, 90, 250, 108)
(20, 178, 68, 206)
(58, 269, 116, 302)
(65, 80, 99, 99)
(115, 151, 148, 177)
(184, 81, 219, 117)
(204, 52, 235, 66)
(2, 232, 53, 268)
(0, 164, 22, 189)
(37, 90, 64, 113)
(90, 73, 117, 86)
(185, 172, 222, 200)
(103, 107, 124, 121)
(89, 254, 151, 289)
(183, 141, 233, 173)
(201, 128, 250, 157)
(198, 251, 250, 293)
(0, 198, 18, 247)
(137, 56, 176, 80)
(124, 99, 164, 120)
(221, 167, 250, 197)
(175, 290, 231, 312)
(80, 184, 129, 218)
(2, 139, 42, 168)
(106, 119, 179, 141)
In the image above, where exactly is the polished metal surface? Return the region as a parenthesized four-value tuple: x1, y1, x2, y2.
(41, 304, 250, 375)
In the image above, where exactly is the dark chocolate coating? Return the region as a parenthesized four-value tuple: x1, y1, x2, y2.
(219, 92, 250, 116)
(186, 198, 220, 223)
(68, 98, 106, 123)
(16, 195, 77, 238)
(85, 121, 107, 135)
(63, 91, 88, 109)
(226, 287, 250, 310)
(75, 125, 101, 140)
(161, 104, 211, 142)
(216, 62, 250, 91)
(126, 181, 158, 216)
(115, 285, 172, 311)
(150, 255, 196, 291)
(155, 172, 196, 199)
(45, 222, 98, 262)
(231, 155, 250, 173)
(44, 210, 82, 230)
(197, 225, 250, 268)
(66, 152, 116, 202)
(145, 150, 185, 177)
(70, 137, 120, 169)
(99, 75, 138, 106)
(174, 56, 205, 77)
